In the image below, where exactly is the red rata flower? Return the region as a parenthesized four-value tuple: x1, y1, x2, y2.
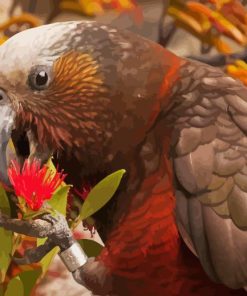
(8, 159, 67, 211)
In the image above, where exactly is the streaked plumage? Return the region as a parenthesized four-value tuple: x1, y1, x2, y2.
(0, 21, 247, 295)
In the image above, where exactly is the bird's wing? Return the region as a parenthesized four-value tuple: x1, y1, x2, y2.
(171, 60, 247, 289)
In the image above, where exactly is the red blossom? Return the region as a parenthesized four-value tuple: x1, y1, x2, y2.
(73, 183, 91, 201)
(8, 159, 67, 211)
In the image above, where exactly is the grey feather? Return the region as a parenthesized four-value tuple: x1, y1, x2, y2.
(171, 60, 247, 288)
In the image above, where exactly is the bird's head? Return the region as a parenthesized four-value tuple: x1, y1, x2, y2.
(0, 21, 182, 186)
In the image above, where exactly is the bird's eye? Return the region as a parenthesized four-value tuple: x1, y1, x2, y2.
(28, 66, 51, 91)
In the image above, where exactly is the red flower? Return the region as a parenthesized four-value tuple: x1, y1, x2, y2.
(8, 159, 67, 211)
(73, 183, 91, 201)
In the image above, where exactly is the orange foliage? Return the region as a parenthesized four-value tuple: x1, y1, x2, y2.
(227, 59, 247, 85)
(60, 0, 136, 16)
(168, 0, 247, 53)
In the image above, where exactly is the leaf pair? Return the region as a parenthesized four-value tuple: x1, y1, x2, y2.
(38, 160, 125, 276)
(4, 269, 41, 296)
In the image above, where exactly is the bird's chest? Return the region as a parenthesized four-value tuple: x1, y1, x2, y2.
(97, 172, 247, 296)
(98, 171, 182, 294)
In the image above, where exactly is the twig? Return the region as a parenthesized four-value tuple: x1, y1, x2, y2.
(188, 49, 247, 67)
(14, 238, 55, 265)
(46, 0, 61, 24)
(0, 210, 76, 263)
(28, 0, 37, 13)
(0, 211, 54, 237)
(158, 0, 176, 47)
(9, 0, 19, 16)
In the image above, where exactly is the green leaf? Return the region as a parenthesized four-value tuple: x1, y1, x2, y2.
(79, 169, 126, 221)
(0, 186, 11, 215)
(23, 209, 53, 220)
(36, 245, 59, 276)
(77, 239, 103, 257)
(4, 276, 24, 296)
(37, 184, 70, 275)
(19, 269, 42, 296)
(0, 186, 13, 283)
(48, 185, 70, 216)
(45, 158, 71, 216)
(0, 284, 4, 296)
(45, 157, 57, 174)
(11, 234, 22, 256)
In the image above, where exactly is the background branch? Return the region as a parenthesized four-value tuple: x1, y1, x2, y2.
(158, 0, 176, 47)
(188, 49, 247, 67)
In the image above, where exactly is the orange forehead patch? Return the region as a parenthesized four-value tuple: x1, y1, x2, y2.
(51, 51, 106, 96)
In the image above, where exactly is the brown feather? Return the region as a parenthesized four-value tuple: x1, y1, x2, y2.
(18, 51, 109, 156)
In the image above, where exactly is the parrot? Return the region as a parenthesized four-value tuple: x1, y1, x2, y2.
(1, 20, 247, 296)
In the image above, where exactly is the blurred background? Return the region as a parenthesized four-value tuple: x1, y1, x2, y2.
(0, 0, 247, 295)
(0, 0, 236, 60)
(1, 0, 247, 82)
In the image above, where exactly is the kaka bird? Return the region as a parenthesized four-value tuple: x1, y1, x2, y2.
(1, 21, 247, 296)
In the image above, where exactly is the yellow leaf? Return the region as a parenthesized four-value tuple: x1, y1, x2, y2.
(0, 35, 8, 45)
(214, 0, 232, 10)
(235, 59, 247, 70)
(117, 0, 135, 10)
(199, 14, 212, 32)
(168, 6, 203, 34)
(211, 37, 233, 53)
(78, 0, 104, 15)
(227, 64, 238, 73)
(187, 2, 213, 18)
(185, 1, 247, 45)
(60, 1, 89, 15)
(211, 11, 246, 44)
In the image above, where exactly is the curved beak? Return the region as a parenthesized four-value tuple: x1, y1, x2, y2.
(0, 104, 15, 186)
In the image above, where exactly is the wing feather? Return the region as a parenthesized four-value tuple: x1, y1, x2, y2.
(171, 60, 247, 288)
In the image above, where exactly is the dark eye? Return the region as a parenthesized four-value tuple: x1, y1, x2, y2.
(28, 66, 51, 91)
(36, 71, 48, 87)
